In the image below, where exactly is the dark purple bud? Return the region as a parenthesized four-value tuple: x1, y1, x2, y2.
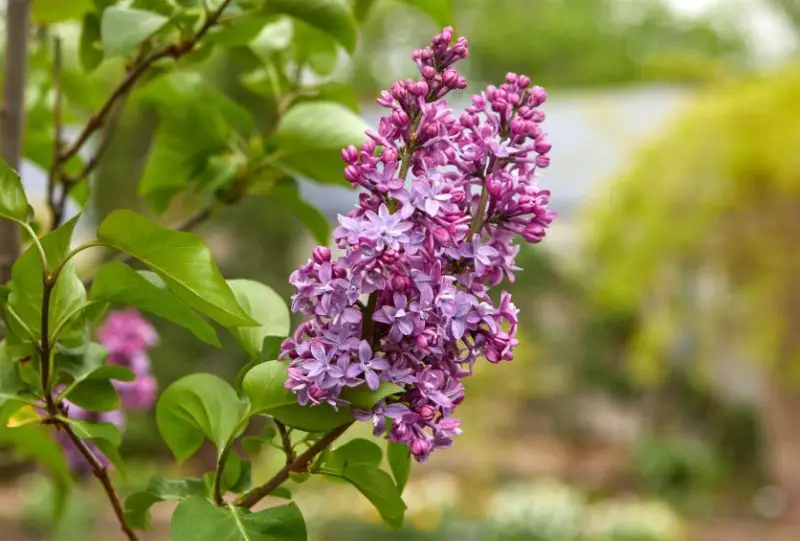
(518, 75, 531, 88)
(535, 155, 550, 168)
(412, 81, 429, 96)
(312, 246, 331, 264)
(415, 333, 429, 351)
(410, 438, 431, 460)
(417, 404, 436, 422)
(421, 66, 436, 79)
(390, 274, 412, 292)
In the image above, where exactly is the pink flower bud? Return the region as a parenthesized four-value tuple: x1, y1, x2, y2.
(312, 246, 331, 264)
(433, 227, 451, 245)
(417, 404, 437, 422)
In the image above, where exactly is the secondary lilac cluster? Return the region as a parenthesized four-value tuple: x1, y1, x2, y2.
(97, 308, 159, 410)
(58, 310, 158, 472)
(281, 28, 555, 462)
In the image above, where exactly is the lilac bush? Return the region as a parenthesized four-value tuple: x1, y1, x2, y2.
(282, 27, 555, 462)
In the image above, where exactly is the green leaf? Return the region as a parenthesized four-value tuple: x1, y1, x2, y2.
(242, 361, 297, 414)
(90, 262, 220, 346)
(59, 347, 136, 413)
(352, 0, 377, 22)
(32, 0, 92, 23)
(273, 102, 368, 185)
(262, 0, 358, 53)
(340, 382, 404, 410)
(79, 13, 103, 72)
(156, 374, 247, 462)
(271, 402, 352, 433)
(386, 442, 411, 493)
(208, 16, 271, 46)
(226, 280, 289, 359)
(222, 452, 252, 493)
(0, 158, 29, 223)
(7, 216, 87, 348)
(63, 418, 126, 473)
(295, 82, 360, 112)
(101, 6, 170, 57)
(342, 464, 406, 528)
(125, 475, 207, 530)
(269, 181, 331, 245)
(399, 0, 452, 27)
(260, 336, 284, 363)
(0, 341, 38, 407)
(250, 17, 294, 56)
(241, 426, 276, 456)
(97, 210, 255, 327)
(327, 438, 383, 471)
(293, 21, 338, 75)
(172, 497, 307, 541)
(136, 73, 253, 211)
(0, 425, 71, 485)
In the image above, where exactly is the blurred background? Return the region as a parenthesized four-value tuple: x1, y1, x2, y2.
(3, 0, 800, 539)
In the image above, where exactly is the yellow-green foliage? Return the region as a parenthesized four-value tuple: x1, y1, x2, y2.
(583, 66, 800, 381)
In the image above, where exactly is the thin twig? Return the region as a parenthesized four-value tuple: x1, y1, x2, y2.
(213, 444, 232, 506)
(57, 0, 235, 166)
(234, 422, 353, 509)
(58, 421, 139, 541)
(275, 420, 295, 465)
(62, 93, 129, 186)
(47, 37, 66, 229)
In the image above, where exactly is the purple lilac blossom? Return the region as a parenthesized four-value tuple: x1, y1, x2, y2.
(56, 310, 159, 472)
(282, 28, 555, 462)
(97, 309, 159, 410)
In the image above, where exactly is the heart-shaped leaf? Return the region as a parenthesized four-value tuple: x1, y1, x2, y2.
(156, 374, 247, 462)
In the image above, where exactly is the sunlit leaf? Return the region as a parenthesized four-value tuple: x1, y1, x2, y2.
(97, 210, 255, 327)
(90, 263, 220, 346)
(101, 6, 170, 57)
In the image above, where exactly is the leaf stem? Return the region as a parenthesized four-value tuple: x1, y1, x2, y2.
(21, 223, 48, 272)
(275, 420, 295, 464)
(234, 422, 353, 509)
(213, 444, 233, 506)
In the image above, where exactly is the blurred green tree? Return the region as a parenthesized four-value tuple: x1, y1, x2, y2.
(584, 65, 800, 514)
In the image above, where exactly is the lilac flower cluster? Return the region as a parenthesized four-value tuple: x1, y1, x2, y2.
(58, 310, 158, 471)
(96, 308, 159, 410)
(282, 28, 555, 462)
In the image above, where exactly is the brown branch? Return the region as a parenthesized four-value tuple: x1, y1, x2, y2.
(58, 421, 139, 541)
(47, 37, 66, 229)
(0, 0, 29, 284)
(57, 0, 235, 166)
(234, 422, 353, 509)
(62, 92, 128, 186)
